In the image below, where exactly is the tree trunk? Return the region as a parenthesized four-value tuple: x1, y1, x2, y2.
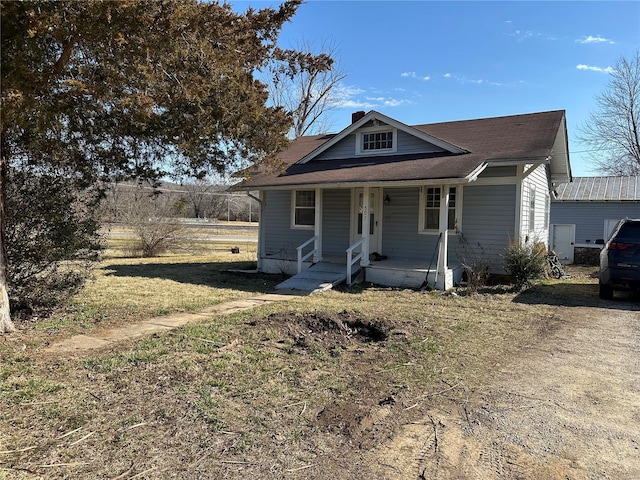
(0, 129, 16, 333)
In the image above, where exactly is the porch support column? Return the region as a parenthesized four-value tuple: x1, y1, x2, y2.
(313, 188, 323, 263)
(436, 185, 451, 290)
(256, 191, 265, 271)
(361, 186, 370, 267)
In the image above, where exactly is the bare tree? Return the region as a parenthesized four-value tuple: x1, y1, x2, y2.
(269, 41, 347, 138)
(579, 51, 640, 176)
(180, 178, 224, 219)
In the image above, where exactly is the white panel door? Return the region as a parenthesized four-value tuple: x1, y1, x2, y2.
(551, 224, 575, 264)
(353, 188, 380, 253)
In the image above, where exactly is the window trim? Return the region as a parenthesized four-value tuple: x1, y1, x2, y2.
(419, 185, 462, 234)
(290, 190, 316, 230)
(356, 126, 398, 155)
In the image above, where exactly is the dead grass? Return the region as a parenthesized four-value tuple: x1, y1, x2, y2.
(1, 246, 608, 479)
(10, 243, 278, 344)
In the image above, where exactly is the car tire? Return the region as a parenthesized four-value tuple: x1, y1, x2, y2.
(599, 282, 614, 300)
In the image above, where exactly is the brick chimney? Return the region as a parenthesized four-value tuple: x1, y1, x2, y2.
(351, 111, 366, 123)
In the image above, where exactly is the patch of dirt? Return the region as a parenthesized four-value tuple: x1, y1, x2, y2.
(255, 310, 391, 351)
(367, 304, 640, 479)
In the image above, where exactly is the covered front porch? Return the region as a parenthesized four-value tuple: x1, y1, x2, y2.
(258, 185, 463, 291)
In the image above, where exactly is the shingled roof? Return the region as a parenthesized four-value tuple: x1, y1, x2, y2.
(240, 110, 569, 189)
(554, 176, 640, 201)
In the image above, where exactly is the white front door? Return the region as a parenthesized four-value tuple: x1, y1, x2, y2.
(353, 188, 381, 253)
(551, 224, 575, 264)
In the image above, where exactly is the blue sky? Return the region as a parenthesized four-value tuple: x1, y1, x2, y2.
(231, 1, 640, 176)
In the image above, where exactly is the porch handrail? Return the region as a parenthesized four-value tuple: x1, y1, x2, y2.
(346, 238, 364, 285)
(297, 235, 318, 274)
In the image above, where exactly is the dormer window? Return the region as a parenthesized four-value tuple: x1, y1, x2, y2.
(363, 131, 393, 151)
(356, 126, 397, 155)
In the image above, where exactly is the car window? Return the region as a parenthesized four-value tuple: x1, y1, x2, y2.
(616, 223, 640, 239)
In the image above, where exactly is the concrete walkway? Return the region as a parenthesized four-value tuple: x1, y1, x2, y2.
(46, 293, 299, 355)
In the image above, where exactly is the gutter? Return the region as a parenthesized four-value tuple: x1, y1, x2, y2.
(235, 177, 480, 191)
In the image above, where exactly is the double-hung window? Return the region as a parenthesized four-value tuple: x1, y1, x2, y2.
(292, 190, 315, 229)
(421, 186, 458, 232)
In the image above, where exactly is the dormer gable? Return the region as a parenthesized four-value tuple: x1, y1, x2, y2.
(297, 110, 467, 165)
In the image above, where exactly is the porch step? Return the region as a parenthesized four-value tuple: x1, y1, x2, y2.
(275, 262, 354, 293)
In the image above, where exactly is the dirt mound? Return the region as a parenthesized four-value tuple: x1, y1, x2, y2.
(257, 310, 391, 350)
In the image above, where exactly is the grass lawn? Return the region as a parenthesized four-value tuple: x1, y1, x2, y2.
(0, 246, 603, 479)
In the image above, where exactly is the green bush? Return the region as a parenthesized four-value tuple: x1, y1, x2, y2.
(504, 239, 547, 289)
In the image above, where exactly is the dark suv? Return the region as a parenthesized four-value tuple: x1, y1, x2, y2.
(599, 218, 640, 300)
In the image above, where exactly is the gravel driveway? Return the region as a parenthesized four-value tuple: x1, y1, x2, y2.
(371, 295, 640, 479)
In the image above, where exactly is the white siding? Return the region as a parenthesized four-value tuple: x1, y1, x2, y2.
(522, 164, 550, 246)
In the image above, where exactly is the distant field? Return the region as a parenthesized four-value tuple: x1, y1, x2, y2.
(102, 221, 259, 240)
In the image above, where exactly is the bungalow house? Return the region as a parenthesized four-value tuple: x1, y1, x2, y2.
(238, 110, 571, 290)
(550, 176, 640, 264)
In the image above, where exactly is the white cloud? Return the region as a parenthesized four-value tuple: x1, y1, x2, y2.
(365, 96, 412, 108)
(329, 83, 412, 110)
(577, 35, 615, 44)
(382, 98, 412, 107)
(505, 29, 555, 41)
(329, 84, 372, 108)
(332, 98, 375, 109)
(576, 64, 614, 74)
(441, 72, 523, 87)
(401, 71, 430, 81)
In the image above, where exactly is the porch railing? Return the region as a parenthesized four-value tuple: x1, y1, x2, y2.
(346, 238, 364, 285)
(296, 236, 318, 274)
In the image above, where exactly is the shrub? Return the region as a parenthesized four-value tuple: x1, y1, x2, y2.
(504, 239, 547, 289)
(6, 167, 104, 312)
(119, 188, 189, 258)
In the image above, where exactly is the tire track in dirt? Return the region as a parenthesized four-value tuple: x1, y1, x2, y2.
(370, 304, 640, 479)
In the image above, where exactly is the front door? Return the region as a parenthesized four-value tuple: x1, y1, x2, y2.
(353, 188, 381, 253)
(551, 224, 575, 264)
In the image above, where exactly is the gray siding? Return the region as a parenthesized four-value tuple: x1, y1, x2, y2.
(396, 130, 445, 155)
(381, 187, 439, 262)
(478, 166, 518, 178)
(322, 189, 351, 256)
(262, 190, 313, 260)
(550, 201, 640, 244)
(314, 130, 445, 161)
(315, 133, 357, 160)
(451, 184, 517, 273)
